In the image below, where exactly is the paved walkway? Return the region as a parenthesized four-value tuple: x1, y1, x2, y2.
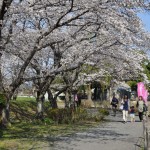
(52, 111, 144, 150)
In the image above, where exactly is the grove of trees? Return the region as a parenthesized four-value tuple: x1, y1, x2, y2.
(1, 0, 150, 127)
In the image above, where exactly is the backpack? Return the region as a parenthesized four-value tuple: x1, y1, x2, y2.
(138, 101, 144, 112)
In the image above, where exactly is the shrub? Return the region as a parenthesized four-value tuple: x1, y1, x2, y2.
(46, 107, 107, 124)
(99, 100, 111, 109)
(43, 118, 54, 125)
(0, 93, 6, 107)
(81, 100, 94, 108)
(74, 108, 88, 121)
(47, 108, 72, 124)
(46, 108, 89, 124)
(98, 108, 109, 116)
(74, 108, 105, 122)
(93, 115, 104, 122)
(86, 109, 104, 122)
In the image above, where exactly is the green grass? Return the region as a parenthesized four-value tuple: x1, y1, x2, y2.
(10, 98, 37, 122)
(16, 96, 36, 101)
(0, 97, 107, 150)
(0, 121, 98, 150)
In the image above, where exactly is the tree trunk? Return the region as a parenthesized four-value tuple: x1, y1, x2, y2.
(12, 93, 17, 100)
(0, 49, 3, 92)
(65, 89, 72, 108)
(37, 100, 43, 118)
(47, 89, 57, 109)
(107, 88, 110, 101)
(87, 84, 92, 100)
(0, 54, 3, 126)
(36, 92, 44, 120)
(1, 102, 10, 127)
(109, 86, 113, 102)
(0, 0, 17, 127)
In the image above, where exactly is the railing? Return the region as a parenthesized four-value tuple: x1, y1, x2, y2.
(143, 113, 150, 150)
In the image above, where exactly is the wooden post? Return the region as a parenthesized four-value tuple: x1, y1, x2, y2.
(148, 130, 150, 150)
(143, 115, 150, 150)
(144, 120, 147, 150)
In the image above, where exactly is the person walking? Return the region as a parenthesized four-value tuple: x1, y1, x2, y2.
(136, 96, 145, 121)
(111, 93, 119, 116)
(122, 95, 130, 123)
(130, 106, 135, 122)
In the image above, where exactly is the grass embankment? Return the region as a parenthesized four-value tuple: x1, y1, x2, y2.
(0, 97, 109, 150)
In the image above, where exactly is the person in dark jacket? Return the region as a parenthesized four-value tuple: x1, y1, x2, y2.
(121, 95, 130, 123)
(111, 93, 119, 116)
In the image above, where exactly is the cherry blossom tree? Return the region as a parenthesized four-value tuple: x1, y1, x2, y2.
(0, 0, 150, 126)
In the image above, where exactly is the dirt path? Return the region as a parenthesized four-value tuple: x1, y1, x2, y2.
(51, 111, 144, 150)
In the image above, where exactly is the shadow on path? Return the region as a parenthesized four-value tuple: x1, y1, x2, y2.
(24, 111, 143, 150)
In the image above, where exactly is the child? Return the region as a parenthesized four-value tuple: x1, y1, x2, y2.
(130, 106, 135, 122)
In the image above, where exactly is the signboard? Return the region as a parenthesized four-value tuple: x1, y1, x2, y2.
(137, 82, 148, 103)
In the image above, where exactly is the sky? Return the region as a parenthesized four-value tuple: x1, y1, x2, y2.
(137, 12, 150, 32)
(137, 12, 150, 58)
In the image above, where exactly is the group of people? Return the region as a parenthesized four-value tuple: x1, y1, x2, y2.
(111, 94, 148, 123)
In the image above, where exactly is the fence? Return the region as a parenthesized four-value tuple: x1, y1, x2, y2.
(143, 113, 150, 150)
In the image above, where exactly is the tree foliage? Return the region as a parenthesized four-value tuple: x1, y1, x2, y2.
(0, 0, 150, 123)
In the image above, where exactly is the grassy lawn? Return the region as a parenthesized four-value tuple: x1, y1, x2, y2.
(0, 97, 107, 150)
(0, 121, 98, 150)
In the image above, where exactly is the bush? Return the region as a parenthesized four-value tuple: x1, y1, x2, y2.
(99, 101, 111, 109)
(46, 107, 108, 124)
(46, 108, 89, 124)
(72, 108, 105, 122)
(0, 93, 6, 107)
(47, 108, 72, 124)
(98, 108, 109, 116)
(73, 108, 88, 121)
(81, 100, 94, 108)
(93, 115, 104, 122)
(43, 118, 54, 125)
